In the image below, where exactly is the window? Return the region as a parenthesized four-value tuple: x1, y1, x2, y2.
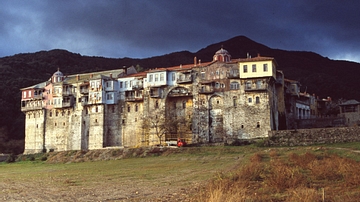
(230, 82, 239, 90)
(23, 91, 26, 98)
(256, 96, 260, 104)
(233, 98, 237, 107)
(155, 74, 159, 82)
(256, 80, 262, 89)
(129, 81, 132, 87)
(107, 93, 113, 100)
(246, 81, 252, 90)
(252, 64, 256, 72)
(257, 122, 260, 128)
(120, 82, 123, 88)
(155, 100, 159, 108)
(125, 81, 128, 88)
(135, 104, 138, 112)
(201, 72, 205, 79)
(149, 75, 153, 82)
(216, 70, 220, 75)
(49, 111, 52, 117)
(215, 82, 220, 88)
(127, 105, 130, 112)
(263, 64, 268, 72)
(95, 119, 98, 123)
(182, 101, 186, 109)
(95, 106, 98, 113)
(243, 65, 248, 73)
(122, 119, 125, 124)
(172, 73, 176, 81)
(248, 98, 252, 103)
(160, 73, 164, 81)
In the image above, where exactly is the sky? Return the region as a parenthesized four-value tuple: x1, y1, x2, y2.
(1, 0, 360, 63)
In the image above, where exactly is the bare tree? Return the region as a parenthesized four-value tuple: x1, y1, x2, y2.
(142, 107, 168, 145)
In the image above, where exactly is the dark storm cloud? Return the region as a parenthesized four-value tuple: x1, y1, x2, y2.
(1, 0, 359, 62)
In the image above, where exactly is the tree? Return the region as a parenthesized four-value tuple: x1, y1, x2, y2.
(142, 107, 167, 145)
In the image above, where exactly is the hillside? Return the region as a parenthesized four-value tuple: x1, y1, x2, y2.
(1, 35, 360, 153)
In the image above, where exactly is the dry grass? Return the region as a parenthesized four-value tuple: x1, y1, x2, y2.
(195, 149, 360, 202)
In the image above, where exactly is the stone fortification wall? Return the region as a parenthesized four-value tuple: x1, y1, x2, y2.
(265, 126, 360, 147)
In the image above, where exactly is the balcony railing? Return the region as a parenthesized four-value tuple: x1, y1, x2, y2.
(177, 75, 192, 83)
(199, 86, 214, 94)
(21, 101, 43, 111)
(150, 93, 161, 98)
(125, 96, 144, 102)
(132, 85, 143, 90)
(245, 84, 268, 91)
(80, 88, 89, 94)
(53, 101, 74, 108)
(21, 105, 43, 111)
(168, 89, 192, 97)
(62, 91, 73, 96)
(33, 94, 43, 100)
(226, 72, 240, 78)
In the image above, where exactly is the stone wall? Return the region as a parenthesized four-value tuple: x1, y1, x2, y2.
(265, 126, 360, 147)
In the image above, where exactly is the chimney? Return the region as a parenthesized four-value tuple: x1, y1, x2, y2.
(199, 59, 201, 65)
(180, 64, 182, 68)
(76, 74, 79, 81)
(123, 66, 127, 75)
(110, 73, 112, 78)
(194, 57, 197, 66)
(90, 74, 93, 78)
(257, 53, 260, 57)
(247, 53, 249, 58)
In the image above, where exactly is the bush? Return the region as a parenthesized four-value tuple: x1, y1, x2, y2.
(5, 153, 17, 163)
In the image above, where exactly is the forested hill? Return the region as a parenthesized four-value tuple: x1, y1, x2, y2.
(1, 35, 359, 153)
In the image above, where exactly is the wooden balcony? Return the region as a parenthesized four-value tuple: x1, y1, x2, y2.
(199, 86, 214, 94)
(21, 105, 43, 112)
(132, 84, 143, 90)
(168, 89, 192, 97)
(80, 88, 89, 94)
(125, 96, 144, 102)
(177, 75, 192, 83)
(226, 72, 240, 79)
(21, 101, 43, 112)
(245, 84, 268, 92)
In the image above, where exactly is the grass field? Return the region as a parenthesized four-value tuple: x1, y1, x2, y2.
(1, 143, 360, 201)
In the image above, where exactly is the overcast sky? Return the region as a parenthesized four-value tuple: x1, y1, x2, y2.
(1, 0, 360, 63)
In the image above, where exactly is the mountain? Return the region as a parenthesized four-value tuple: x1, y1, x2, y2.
(0, 35, 359, 153)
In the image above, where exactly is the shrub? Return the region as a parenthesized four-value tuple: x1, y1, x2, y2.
(5, 153, 17, 163)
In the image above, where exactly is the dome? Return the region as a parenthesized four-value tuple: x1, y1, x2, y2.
(52, 68, 64, 83)
(213, 48, 231, 62)
(215, 48, 229, 55)
(53, 69, 63, 77)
